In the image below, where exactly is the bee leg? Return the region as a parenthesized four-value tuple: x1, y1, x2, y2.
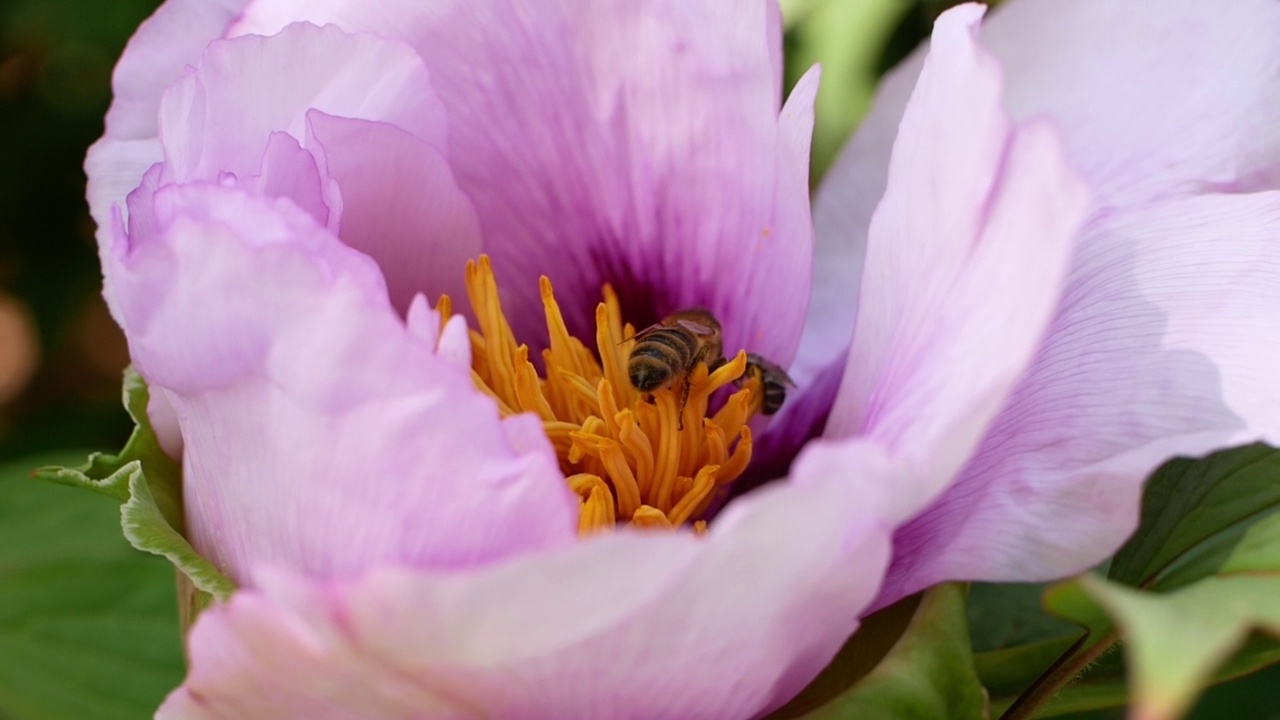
(676, 376, 692, 431)
(708, 355, 728, 373)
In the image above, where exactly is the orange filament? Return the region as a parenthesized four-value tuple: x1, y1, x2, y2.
(444, 255, 763, 535)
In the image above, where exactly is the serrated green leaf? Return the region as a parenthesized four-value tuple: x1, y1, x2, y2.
(34, 368, 182, 526)
(1108, 444, 1280, 589)
(0, 453, 184, 720)
(120, 460, 235, 602)
(31, 369, 233, 603)
(792, 584, 986, 719)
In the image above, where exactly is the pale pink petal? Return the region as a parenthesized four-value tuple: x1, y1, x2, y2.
(824, 6, 1091, 522)
(799, 0, 1280, 386)
(102, 0, 248, 139)
(232, 0, 814, 365)
(157, 22, 446, 183)
(108, 183, 575, 584)
(85, 137, 164, 245)
(882, 191, 1280, 602)
(246, 131, 334, 230)
(86, 140, 164, 322)
(305, 112, 481, 313)
(148, 389, 184, 459)
(984, 0, 1280, 202)
(404, 295, 472, 372)
(111, 22, 484, 317)
(159, 442, 901, 720)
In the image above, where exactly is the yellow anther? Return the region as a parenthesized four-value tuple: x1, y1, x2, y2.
(579, 483, 616, 534)
(631, 505, 673, 530)
(669, 465, 719, 526)
(451, 255, 767, 534)
(435, 294, 452, 325)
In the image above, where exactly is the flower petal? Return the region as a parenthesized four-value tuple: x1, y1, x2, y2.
(304, 112, 481, 312)
(102, 0, 248, 140)
(86, 139, 164, 322)
(984, 0, 1280, 203)
(108, 182, 575, 583)
(824, 5, 1090, 522)
(232, 0, 814, 364)
(157, 22, 446, 184)
(800, 0, 1280, 387)
(882, 191, 1280, 602)
(247, 130, 334, 230)
(158, 441, 900, 720)
(95, 21, 485, 320)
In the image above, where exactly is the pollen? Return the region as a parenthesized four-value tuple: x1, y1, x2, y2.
(440, 255, 766, 535)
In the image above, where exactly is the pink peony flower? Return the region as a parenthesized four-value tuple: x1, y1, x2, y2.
(84, 0, 1280, 717)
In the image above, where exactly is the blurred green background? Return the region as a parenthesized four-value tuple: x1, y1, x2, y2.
(0, 0, 1277, 718)
(2, 3, 187, 718)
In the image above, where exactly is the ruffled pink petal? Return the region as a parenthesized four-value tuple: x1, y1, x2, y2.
(231, 0, 814, 365)
(823, 5, 1091, 522)
(86, 139, 164, 323)
(882, 191, 1280, 602)
(154, 23, 478, 314)
(157, 22, 446, 183)
(304, 112, 481, 312)
(799, 0, 1280, 389)
(246, 131, 334, 230)
(107, 182, 575, 583)
(158, 441, 901, 720)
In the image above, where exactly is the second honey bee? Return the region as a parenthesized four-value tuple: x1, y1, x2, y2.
(627, 307, 724, 394)
(740, 352, 796, 416)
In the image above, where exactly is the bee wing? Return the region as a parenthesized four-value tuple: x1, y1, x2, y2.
(673, 318, 718, 336)
(619, 321, 662, 345)
(746, 353, 797, 387)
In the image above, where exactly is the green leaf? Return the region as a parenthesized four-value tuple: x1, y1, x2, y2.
(967, 581, 1080, 654)
(119, 459, 235, 602)
(35, 368, 182, 525)
(32, 368, 234, 603)
(976, 636, 1081, 713)
(1221, 506, 1280, 572)
(769, 593, 924, 719)
(1064, 573, 1280, 720)
(968, 582, 1091, 716)
(1108, 443, 1280, 589)
(1032, 512, 1280, 720)
(788, 584, 987, 719)
(980, 445, 1280, 719)
(0, 453, 185, 720)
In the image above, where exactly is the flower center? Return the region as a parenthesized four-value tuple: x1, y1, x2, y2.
(438, 256, 764, 535)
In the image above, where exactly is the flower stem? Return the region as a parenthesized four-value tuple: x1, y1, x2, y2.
(999, 632, 1120, 720)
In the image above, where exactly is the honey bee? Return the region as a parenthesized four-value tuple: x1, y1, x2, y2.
(740, 352, 795, 416)
(627, 308, 725, 426)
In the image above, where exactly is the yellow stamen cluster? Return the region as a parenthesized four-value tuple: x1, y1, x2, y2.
(440, 256, 763, 535)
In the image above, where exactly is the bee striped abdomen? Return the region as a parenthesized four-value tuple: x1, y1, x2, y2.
(742, 352, 795, 416)
(629, 330, 696, 391)
(759, 378, 786, 415)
